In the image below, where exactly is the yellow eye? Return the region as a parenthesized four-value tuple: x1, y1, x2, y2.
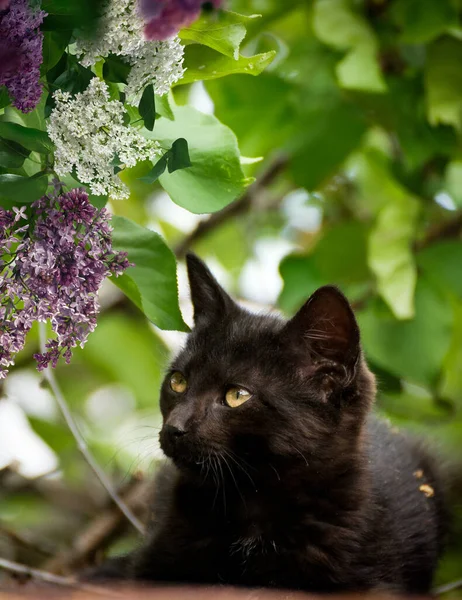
(170, 371, 187, 393)
(225, 386, 252, 408)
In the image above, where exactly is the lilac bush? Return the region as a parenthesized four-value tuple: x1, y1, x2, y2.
(0, 188, 131, 378)
(0, 0, 46, 112)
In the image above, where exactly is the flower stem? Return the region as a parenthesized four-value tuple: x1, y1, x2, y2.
(38, 321, 146, 535)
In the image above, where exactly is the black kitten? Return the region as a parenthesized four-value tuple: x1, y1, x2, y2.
(98, 254, 448, 593)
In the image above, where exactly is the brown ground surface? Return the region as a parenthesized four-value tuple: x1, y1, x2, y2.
(0, 585, 434, 600)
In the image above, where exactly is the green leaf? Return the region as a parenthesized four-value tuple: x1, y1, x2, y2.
(29, 417, 75, 457)
(144, 104, 248, 213)
(140, 154, 169, 184)
(111, 216, 188, 331)
(194, 219, 251, 273)
(390, 0, 459, 44)
(439, 300, 462, 409)
(0, 139, 31, 169)
(336, 45, 387, 93)
(180, 10, 259, 59)
(368, 190, 420, 320)
(425, 37, 462, 130)
(313, 0, 386, 93)
(110, 153, 122, 167)
(52, 56, 94, 96)
(290, 100, 366, 190)
(45, 57, 95, 118)
(378, 387, 449, 422)
(360, 78, 459, 174)
(103, 54, 131, 85)
(41, 0, 105, 33)
(41, 30, 72, 73)
(279, 255, 325, 315)
(155, 94, 174, 120)
(140, 138, 191, 184)
(444, 160, 462, 207)
(178, 44, 276, 86)
(0, 173, 49, 205)
(417, 241, 462, 298)
(355, 152, 422, 318)
(358, 277, 453, 387)
(0, 122, 53, 154)
(0, 87, 11, 110)
(313, 0, 375, 48)
(279, 222, 370, 314)
(168, 138, 191, 172)
(88, 193, 108, 208)
(138, 84, 156, 131)
(206, 72, 296, 158)
(76, 312, 170, 410)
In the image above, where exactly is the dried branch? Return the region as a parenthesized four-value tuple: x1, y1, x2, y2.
(0, 526, 56, 557)
(38, 323, 145, 536)
(45, 478, 150, 575)
(0, 468, 100, 519)
(0, 557, 112, 596)
(174, 155, 289, 258)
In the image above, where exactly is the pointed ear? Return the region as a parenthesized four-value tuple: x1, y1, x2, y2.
(283, 285, 360, 368)
(186, 253, 236, 326)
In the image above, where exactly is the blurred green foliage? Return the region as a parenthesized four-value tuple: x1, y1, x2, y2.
(1, 0, 462, 592)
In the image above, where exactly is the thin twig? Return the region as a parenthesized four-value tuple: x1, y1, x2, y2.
(434, 578, 462, 595)
(0, 557, 112, 596)
(0, 525, 56, 557)
(415, 211, 462, 251)
(38, 323, 145, 536)
(174, 154, 289, 258)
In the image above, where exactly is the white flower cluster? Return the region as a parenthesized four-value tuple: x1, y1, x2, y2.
(47, 78, 161, 199)
(76, 0, 185, 104)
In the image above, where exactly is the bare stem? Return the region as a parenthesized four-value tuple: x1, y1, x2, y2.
(38, 322, 145, 535)
(434, 578, 462, 595)
(0, 557, 112, 596)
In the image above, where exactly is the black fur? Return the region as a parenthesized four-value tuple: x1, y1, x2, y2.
(92, 253, 448, 593)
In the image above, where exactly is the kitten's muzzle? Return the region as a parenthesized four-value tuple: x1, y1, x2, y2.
(159, 423, 191, 461)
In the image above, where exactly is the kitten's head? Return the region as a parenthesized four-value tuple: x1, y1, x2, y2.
(159, 254, 375, 479)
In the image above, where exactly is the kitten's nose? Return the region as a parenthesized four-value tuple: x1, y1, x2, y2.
(164, 424, 187, 439)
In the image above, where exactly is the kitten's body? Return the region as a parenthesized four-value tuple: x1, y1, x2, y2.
(91, 255, 447, 593)
(132, 418, 444, 593)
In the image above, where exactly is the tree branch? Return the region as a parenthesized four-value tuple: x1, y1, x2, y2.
(45, 478, 150, 575)
(174, 155, 289, 259)
(415, 211, 462, 251)
(38, 323, 145, 536)
(0, 557, 112, 596)
(0, 525, 56, 557)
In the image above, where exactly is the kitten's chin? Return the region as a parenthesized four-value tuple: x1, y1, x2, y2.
(170, 455, 203, 473)
(159, 440, 204, 473)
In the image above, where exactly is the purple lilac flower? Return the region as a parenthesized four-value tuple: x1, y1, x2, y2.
(140, 0, 223, 41)
(0, 42, 23, 79)
(0, 188, 132, 379)
(0, 0, 46, 113)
